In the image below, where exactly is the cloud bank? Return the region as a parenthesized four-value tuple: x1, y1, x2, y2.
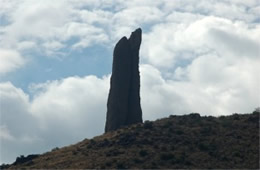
(1, 61, 259, 163)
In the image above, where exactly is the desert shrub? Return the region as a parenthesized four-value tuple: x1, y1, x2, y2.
(161, 146, 167, 152)
(206, 116, 216, 122)
(106, 150, 124, 157)
(232, 113, 240, 120)
(105, 161, 112, 167)
(51, 147, 59, 151)
(200, 127, 212, 136)
(14, 155, 39, 165)
(116, 162, 126, 169)
(144, 120, 153, 129)
(170, 145, 175, 151)
(153, 145, 159, 149)
(218, 115, 226, 120)
(139, 149, 148, 157)
(143, 130, 151, 136)
(0, 164, 10, 169)
(160, 153, 175, 161)
(97, 139, 110, 147)
(247, 112, 259, 123)
(184, 160, 192, 165)
(105, 151, 111, 157)
(198, 143, 209, 151)
(168, 127, 174, 133)
(149, 162, 159, 169)
(14, 155, 25, 165)
(189, 113, 201, 119)
(220, 119, 232, 128)
(253, 107, 260, 113)
(86, 139, 97, 149)
(176, 129, 184, 135)
(163, 121, 172, 128)
(133, 158, 143, 164)
(138, 138, 153, 145)
(169, 115, 176, 118)
(90, 139, 96, 144)
(174, 154, 185, 164)
(220, 155, 228, 161)
(233, 151, 241, 158)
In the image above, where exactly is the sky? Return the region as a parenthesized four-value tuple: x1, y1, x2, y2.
(0, 0, 260, 164)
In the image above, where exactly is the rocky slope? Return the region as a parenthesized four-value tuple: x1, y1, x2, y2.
(2, 111, 259, 169)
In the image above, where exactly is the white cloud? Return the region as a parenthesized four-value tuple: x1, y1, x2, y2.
(140, 55, 260, 117)
(0, 125, 14, 141)
(0, 76, 110, 164)
(0, 82, 34, 136)
(140, 64, 189, 120)
(43, 41, 65, 51)
(66, 23, 109, 49)
(111, 6, 163, 39)
(17, 41, 37, 51)
(1, 0, 259, 72)
(77, 9, 113, 25)
(1, 0, 69, 47)
(141, 16, 260, 68)
(184, 54, 260, 114)
(0, 82, 41, 164)
(30, 75, 109, 133)
(0, 49, 25, 74)
(0, 0, 109, 53)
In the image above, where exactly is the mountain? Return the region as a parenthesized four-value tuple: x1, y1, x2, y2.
(2, 111, 259, 169)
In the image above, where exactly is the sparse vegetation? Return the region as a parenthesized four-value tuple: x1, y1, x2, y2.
(139, 149, 148, 157)
(160, 153, 175, 161)
(3, 112, 259, 169)
(51, 147, 59, 152)
(143, 120, 153, 129)
(254, 107, 260, 113)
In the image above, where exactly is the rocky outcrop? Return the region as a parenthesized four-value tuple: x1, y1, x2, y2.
(105, 28, 143, 132)
(13, 154, 39, 165)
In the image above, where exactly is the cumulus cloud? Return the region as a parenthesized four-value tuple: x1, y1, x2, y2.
(179, 54, 260, 114)
(141, 60, 260, 118)
(1, 0, 259, 71)
(111, 6, 163, 39)
(0, 125, 14, 141)
(140, 65, 189, 120)
(0, 75, 110, 163)
(30, 75, 109, 134)
(0, 49, 25, 74)
(0, 82, 39, 163)
(141, 16, 260, 68)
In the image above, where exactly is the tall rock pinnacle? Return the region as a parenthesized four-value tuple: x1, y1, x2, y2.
(105, 28, 143, 132)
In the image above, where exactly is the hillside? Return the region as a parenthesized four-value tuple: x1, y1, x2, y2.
(2, 111, 259, 169)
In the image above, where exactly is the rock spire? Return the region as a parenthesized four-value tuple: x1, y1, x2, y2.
(105, 28, 143, 132)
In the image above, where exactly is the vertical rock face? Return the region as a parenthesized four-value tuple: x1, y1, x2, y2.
(105, 28, 143, 132)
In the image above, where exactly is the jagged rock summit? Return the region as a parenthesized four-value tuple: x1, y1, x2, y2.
(105, 28, 143, 132)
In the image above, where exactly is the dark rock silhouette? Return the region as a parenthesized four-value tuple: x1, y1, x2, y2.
(105, 28, 143, 132)
(13, 154, 39, 165)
